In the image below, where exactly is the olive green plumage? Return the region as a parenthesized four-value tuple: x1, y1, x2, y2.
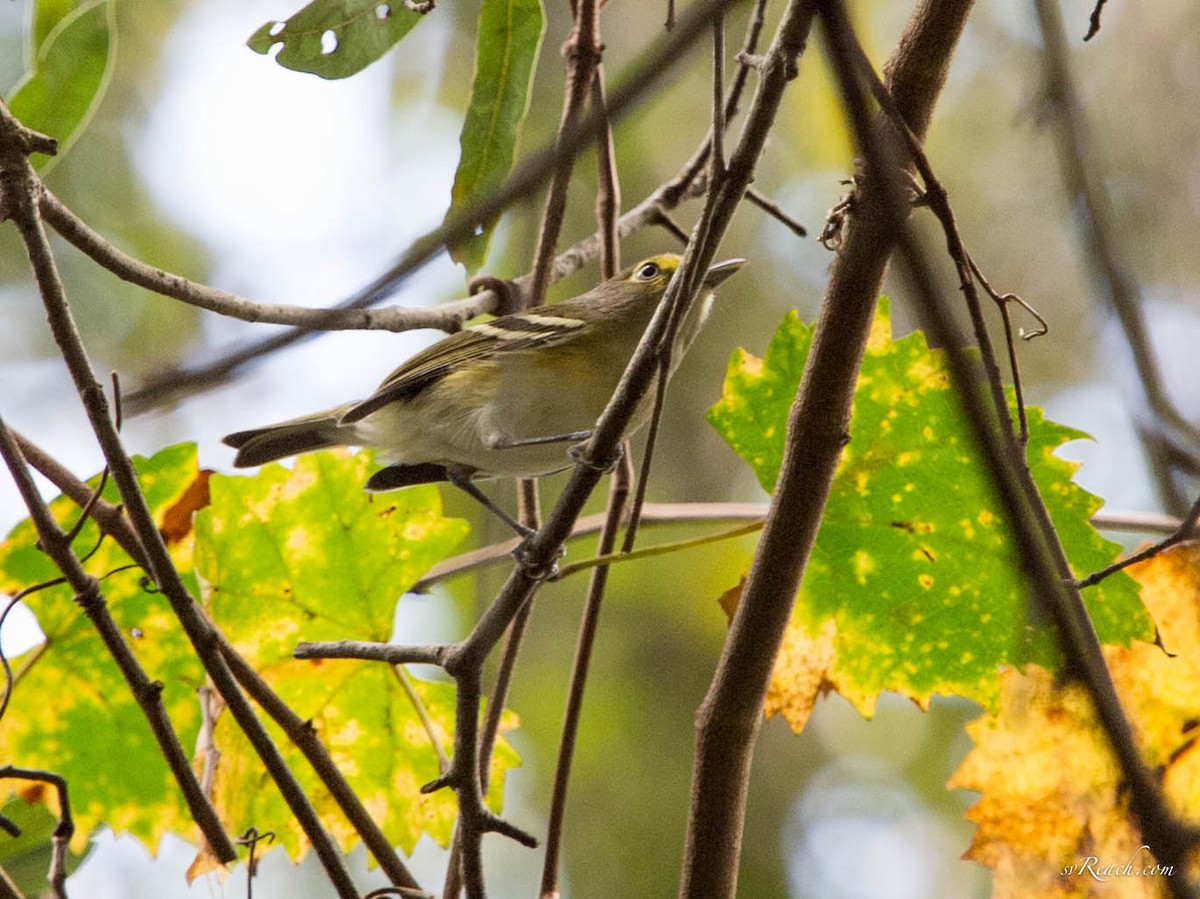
(223, 254, 744, 494)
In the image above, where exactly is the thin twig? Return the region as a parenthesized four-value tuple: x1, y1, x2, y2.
(592, 69, 621, 277)
(558, 518, 764, 579)
(744, 187, 808, 237)
(0, 417, 237, 866)
(0, 767, 72, 899)
(1075, 493, 1200, 590)
(393, 666, 452, 772)
(0, 98, 358, 898)
(711, 9, 727, 177)
(1035, 0, 1200, 511)
(1084, 0, 1108, 41)
(823, 0, 1200, 891)
(965, 251, 1048, 443)
(527, 0, 604, 310)
(538, 451, 631, 898)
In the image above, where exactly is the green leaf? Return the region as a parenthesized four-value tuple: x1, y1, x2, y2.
(0, 797, 87, 895)
(446, 0, 546, 271)
(0, 445, 209, 852)
(7, 0, 115, 171)
(194, 452, 517, 855)
(248, 0, 425, 80)
(708, 303, 1151, 728)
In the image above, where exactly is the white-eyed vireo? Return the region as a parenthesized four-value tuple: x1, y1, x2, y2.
(223, 253, 744, 530)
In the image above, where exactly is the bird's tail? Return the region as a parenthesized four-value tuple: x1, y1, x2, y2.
(223, 405, 356, 467)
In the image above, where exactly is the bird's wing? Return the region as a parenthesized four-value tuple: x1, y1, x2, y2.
(339, 305, 587, 423)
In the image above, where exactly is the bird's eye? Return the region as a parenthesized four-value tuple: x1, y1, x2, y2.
(635, 262, 660, 281)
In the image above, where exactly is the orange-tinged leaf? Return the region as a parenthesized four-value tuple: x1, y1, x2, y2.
(194, 451, 519, 857)
(185, 838, 224, 883)
(161, 469, 212, 545)
(949, 542, 1200, 897)
(764, 619, 839, 730)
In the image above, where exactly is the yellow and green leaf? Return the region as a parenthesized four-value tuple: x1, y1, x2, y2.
(708, 303, 1150, 729)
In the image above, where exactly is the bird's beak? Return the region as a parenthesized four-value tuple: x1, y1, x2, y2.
(703, 258, 747, 288)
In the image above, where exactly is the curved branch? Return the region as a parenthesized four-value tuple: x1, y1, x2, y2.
(39, 190, 494, 333)
(0, 97, 362, 899)
(124, 0, 742, 415)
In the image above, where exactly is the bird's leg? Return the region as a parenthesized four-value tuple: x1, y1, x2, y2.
(445, 465, 534, 538)
(487, 430, 592, 449)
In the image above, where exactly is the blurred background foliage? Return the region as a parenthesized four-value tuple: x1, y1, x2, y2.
(2, 0, 1199, 896)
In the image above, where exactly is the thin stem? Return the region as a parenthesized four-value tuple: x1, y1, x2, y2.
(744, 187, 807, 237)
(528, 0, 605, 308)
(124, 0, 746, 415)
(592, 68, 621, 278)
(711, 9, 727, 177)
(538, 450, 631, 898)
(1074, 493, 1200, 590)
(0, 99, 360, 899)
(0, 418, 237, 866)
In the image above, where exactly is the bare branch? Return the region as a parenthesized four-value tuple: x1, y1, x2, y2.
(0, 97, 361, 899)
(38, 190, 492, 333)
(0, 417, 236, 866)
(1035, 0, 1200, 511)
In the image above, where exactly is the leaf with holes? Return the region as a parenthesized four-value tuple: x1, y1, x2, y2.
(446, 0, 545, 271)
(708, 303, 1151, 730)
(248, 0, 425, 80)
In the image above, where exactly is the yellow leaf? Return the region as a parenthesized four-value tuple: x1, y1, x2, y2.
(948, 542, 1200, 897)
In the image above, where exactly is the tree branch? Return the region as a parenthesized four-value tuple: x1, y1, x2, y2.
(123, 0, 746, 415)
(39, 189, 494, 333)
(822, 0, 1200, 890)
(0, 97, 362, 899)
(677, 2, 969, 897)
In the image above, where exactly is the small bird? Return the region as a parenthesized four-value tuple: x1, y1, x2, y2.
(224, 253, 745, 532)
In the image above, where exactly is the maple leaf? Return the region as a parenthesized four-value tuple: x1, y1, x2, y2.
(709, 304, 1149, 730)
(948, 542, 1200, 897)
